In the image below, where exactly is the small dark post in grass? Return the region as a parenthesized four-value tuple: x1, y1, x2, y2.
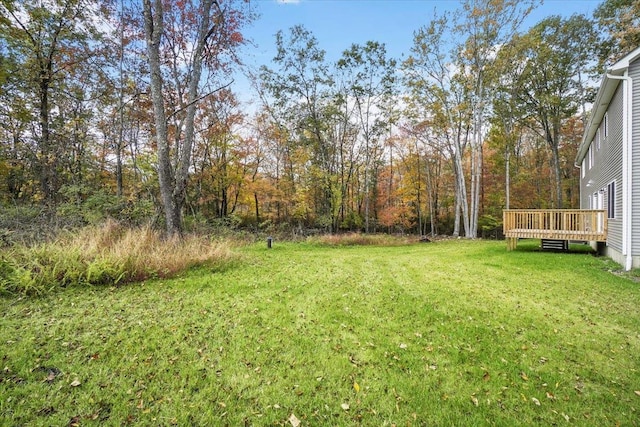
(267, 236, 273, 249)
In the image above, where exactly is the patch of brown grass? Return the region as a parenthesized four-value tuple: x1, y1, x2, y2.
(1, 220, 238, 295)
(309, 232, 414, 247)
(72, 219, 237, 281)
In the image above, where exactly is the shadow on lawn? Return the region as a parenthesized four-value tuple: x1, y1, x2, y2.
(508, 238, 597, 255)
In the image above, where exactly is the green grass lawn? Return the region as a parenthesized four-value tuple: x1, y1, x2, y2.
(2, 239, 640, 426)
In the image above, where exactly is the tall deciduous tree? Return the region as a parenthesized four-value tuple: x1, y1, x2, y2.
(192, 89, 245, 219)
(142, 0, 249, 235)
(403, 13, 473, 237)
(500, 14, 599, 208)
(0, 0, 107, 207)
(404, 0, 536, 238)
(259, 25, 340, 230)
(337, 41, 396, 233)
(103, 0, 147, 198)
(594, 0, 640, 65)
(455, 0, 537, 237)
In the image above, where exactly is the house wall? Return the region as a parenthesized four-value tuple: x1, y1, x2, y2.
(603, 57, 640, 269)
(581, 82, 624, 253)
(631, 56, 640, 261)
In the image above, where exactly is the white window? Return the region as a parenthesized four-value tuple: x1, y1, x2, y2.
(588, 146, 594, 169)
(581, 159, 585, 178)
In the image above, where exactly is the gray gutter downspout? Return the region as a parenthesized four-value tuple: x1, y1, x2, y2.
(607, 72, 633, 271)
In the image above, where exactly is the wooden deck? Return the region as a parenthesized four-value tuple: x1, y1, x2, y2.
(503, 209, 607, 250)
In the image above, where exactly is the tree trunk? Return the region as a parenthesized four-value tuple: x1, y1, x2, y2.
(38, 66, 56, 208)
(415, 151, 423, 236)
(143, 0, 217, 234)
(425, 156, 438, 236)
(505, 147, 510, 210)
(546, 124, 563, 208)
(116, 1, 125, 198)
(254, 192, 260, 225)
(452, 143, 470, 237)
(550, 142, 563, 208)
(143, 0, 179, 234)
(172, 0, 216, 227)
(364, 145, 370, 233)
(470, 142, 482, 238)
(469, 76, 485, 239)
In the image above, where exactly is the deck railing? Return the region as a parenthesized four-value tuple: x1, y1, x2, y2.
(503, 209, 607, 250)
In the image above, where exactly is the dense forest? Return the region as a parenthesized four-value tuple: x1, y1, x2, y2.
(0, 0, 639, 239)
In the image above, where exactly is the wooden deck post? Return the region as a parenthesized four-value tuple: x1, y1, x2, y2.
(506, 237, 517, 251)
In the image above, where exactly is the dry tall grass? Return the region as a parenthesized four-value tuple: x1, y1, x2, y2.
(1, 220, 237, 295)
(74, 220, 237, 280)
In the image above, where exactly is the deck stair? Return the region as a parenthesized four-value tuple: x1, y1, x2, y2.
(541, 239, 568, 251)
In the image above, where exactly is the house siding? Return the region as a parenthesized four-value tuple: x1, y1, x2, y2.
(581, 83, 624, 252)
(608, 87, 624, 253)
(630, 56, 640, 258)
(577, 47, 640, 270)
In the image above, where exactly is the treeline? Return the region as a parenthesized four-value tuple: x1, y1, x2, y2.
(0, 0, 638, 238)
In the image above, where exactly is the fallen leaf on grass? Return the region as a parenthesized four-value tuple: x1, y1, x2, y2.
(634, 391, 640, 397)
(37, 366, 61, 383)
(289, 413, 300, 427)
(70, 379, 81, 387)
(341, 403, 350, 410)
(531, 397, 541, 406)
(520, 372, 529, 381)
(471, 395, 479, 406)
(399, 343, 408, 349)
(353, 382, 360, 393)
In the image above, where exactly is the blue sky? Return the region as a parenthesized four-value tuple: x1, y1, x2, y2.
(236, 0, 603, 104)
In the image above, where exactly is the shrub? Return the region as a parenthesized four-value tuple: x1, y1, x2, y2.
(0, 205, 49, 245)
(479, 214, 502, 239)
(57, 188, 156, 228)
